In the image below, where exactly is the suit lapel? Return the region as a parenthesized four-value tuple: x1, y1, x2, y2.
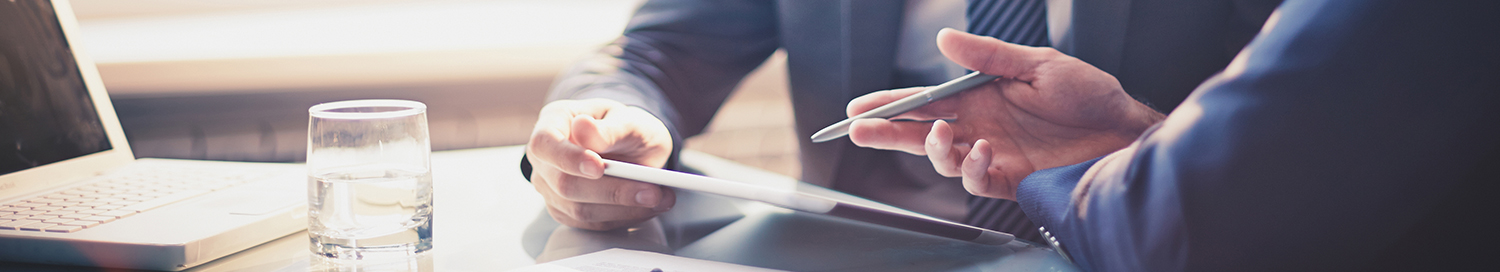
(1060, 0, 1131, 74)
(775, 0, 903, 187)
(843, 0, 904, 99)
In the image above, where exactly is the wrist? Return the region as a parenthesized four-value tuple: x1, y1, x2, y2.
(1115, 101, 1165, 141)
(617, 106, 675, 168)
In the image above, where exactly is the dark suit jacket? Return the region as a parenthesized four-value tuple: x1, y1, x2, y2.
(547, 0, 1278, 219)
(1017, 0, 1500, 270)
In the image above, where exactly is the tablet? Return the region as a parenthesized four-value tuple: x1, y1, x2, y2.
(602, 159, 1014, 245)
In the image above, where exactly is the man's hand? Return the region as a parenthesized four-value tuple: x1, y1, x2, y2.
(847, 28, 1163, 200)
(526, 98, 676, 230)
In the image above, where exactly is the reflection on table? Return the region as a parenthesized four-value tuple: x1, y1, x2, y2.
(2, 146, 1078, 271)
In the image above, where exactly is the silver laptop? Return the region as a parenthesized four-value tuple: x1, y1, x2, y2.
(0, 0, 307, 270)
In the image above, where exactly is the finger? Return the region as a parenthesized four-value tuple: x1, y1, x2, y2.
(547, 186, 676, 227)
(848, 87, 923, 116)
(847, 87, 960, 120)
(533, 169, 676, 230)
(848, 119, 934, 155)
(961, 139, 994, 197)
(546, 198, 663, 223)
(528, 100, 617, 179)
(545, 169, 669, 209)
(926, 120, 963, 177)
(573, 107, 675, 169)
(535, 170, 639, 229)
(570, 115, 619, 154)
(936, 28, 1056, 82)
(527, 131, 603, 179)
(544, 205, 650, 231)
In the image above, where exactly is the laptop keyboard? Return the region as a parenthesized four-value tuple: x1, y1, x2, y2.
(0, 166, 279, 233)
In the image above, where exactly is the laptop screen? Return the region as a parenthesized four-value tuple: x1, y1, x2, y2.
(0, 1, 113, 176)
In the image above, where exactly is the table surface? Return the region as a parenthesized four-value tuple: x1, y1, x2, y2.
(6, 146, 1077, 272)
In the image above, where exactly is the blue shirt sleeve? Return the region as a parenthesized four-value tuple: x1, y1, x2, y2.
(1012, 0, 1500, 271)
(1017, 156, 1101, 270)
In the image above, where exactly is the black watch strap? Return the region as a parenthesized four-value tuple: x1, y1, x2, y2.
(520, 153, 533, 182)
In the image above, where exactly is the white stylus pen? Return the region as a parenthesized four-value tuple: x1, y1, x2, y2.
(810, 71, 1000, 143)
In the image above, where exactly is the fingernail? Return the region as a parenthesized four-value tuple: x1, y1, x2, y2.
(969, 148, 984, 161)
(636, 188, 658, 207)
(579, 161, 601, 178)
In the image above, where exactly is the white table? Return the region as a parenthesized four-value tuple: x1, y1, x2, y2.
(12, 146, 1077, 271)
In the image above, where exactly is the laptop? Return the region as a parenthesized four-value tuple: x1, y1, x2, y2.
(0, 0, 307, 270)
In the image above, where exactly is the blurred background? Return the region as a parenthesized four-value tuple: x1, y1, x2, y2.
(73, 0, 801, 178)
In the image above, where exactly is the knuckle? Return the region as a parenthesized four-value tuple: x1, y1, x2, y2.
(551, 176, 584, 200)
(566, 204, 597, 222)
(547, 207, 607, 230)
(945, 164, 965, 177)
(529, 127, 566, 147)
(612, 184, 635, 206)
(1039, 47, 1065, 58)
(902, 146, 927, 156)
(963, 182, 983, 195)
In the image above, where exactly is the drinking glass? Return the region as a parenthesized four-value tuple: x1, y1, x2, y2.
(307, 99, 433, 260)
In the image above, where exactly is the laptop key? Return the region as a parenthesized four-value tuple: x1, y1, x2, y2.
(80, 209, 108, 215)
(119, 189, 211, 212)
(61, 220, 100, 228)
(19, 223, 59, 231)
(82, 216, 117, 223)
(14, 202, 48, 208)
(1, 220, 42, 230)
(44, 225, 85, 233)
(98, 210, 137, 218)
(44, 210, 73, 216)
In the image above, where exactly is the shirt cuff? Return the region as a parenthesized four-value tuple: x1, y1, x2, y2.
(1016, 156, 1103, 267)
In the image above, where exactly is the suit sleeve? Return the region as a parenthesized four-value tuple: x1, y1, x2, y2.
(547, 0, 780, 170)
(1018, 0, 1500, 271)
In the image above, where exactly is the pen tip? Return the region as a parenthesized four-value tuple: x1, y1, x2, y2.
(810, 131, 842, 143)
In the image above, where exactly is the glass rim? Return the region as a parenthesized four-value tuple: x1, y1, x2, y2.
(309, 99, 427, 120)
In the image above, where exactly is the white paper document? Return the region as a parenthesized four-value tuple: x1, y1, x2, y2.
(508, 248, 785, 272)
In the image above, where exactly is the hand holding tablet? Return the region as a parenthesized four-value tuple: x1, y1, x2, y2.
(601, 159, 1014, 245)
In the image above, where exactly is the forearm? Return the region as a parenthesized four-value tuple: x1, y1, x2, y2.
(544, 0, 779, 169)
(1015, 1, 1500, 270)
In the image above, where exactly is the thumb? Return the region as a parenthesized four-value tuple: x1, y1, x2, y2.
(936, 28, 1051, 82)
(570, 107, 668, 157)
(570, 114, 621, 154)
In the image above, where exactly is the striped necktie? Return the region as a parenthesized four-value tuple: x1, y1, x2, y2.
(960, 0, 1049, 244)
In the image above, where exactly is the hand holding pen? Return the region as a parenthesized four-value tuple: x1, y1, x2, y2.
(831, 28, 1163, 200)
